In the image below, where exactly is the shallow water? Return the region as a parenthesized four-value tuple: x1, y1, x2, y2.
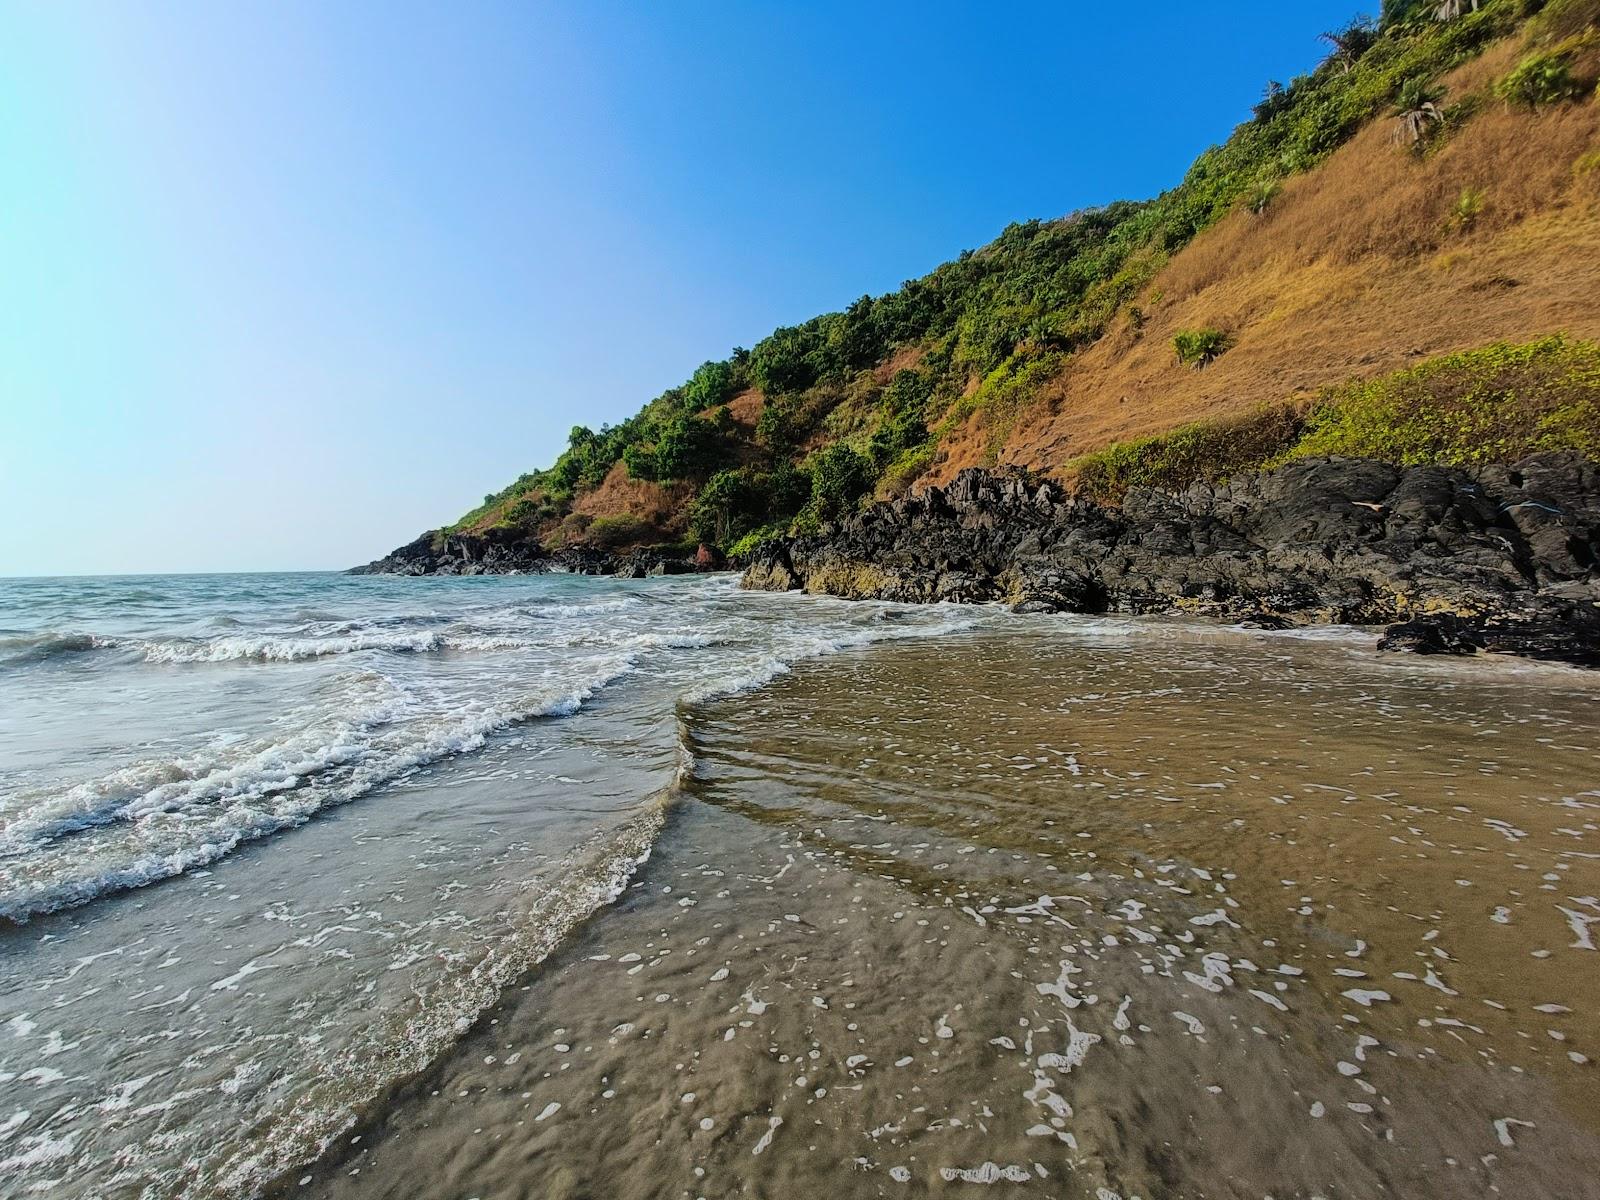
(3, 577, 1596, 1197)
(271, 624, 1599, 1200)
(0, 572, 983, 1197)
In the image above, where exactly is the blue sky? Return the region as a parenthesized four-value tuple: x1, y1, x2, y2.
(1, 0, 1355, 575)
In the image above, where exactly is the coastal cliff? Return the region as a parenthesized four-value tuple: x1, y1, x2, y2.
(360, 4, 1600, 601)
(740, 454, 1600, 665)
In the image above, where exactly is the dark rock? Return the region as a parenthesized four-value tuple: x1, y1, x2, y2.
(1378, 616, 1486, 656)
(741, 454, 1600, 668)
(349, 527, 550, 576)
(354, 533, 718, 580)
(1237, 613, 1300, 631)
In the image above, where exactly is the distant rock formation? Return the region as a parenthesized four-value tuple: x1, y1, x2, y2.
(350, 528, 716, 578)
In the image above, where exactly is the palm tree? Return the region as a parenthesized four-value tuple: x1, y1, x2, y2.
(1320, 18, 1378, 74)
(1393, 78, 1447, 144)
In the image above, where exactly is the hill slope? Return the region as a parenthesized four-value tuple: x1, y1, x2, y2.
(364, 0, 1600, 570)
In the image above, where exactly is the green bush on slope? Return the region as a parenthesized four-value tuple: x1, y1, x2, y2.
(1069, 337, 1600, 503)
(1071, 405, 1308, 504)
(1285, 336, 1600, 464)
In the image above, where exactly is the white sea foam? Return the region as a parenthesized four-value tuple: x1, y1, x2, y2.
(208, 798, 669, 1197)
(0, 653, 638, 921)
(681, 612, 983, 705)
(1, 576, 1001, 924)
(140, 628, 448, 662)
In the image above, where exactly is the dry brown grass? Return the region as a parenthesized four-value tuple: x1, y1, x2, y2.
(924, 47, 1600, 486)
(721, 387, 765, 430)
(571, 462, 692, 537)
(872, 343, 928, 382)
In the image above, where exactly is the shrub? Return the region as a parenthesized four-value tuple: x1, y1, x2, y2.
(1495, 42, 1589, 107)
(1283, 336, 1600, 465)
(587, 514, 652, 549)
(1070, 404, 1306, 504)
(1173, 328, 1233, 368)
(725, 522, 791, 559)
(505, 494, 551, 526)
(937, 350, 1066, 437)
(1529, 0, 1600, 43)
(1448, 185, 1487, 230)
(1246, 178, 1282, 214)
(869, 370, 934, 465)
(878, 442, 937, 496)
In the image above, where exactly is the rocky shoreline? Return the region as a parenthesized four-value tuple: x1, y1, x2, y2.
(739, 455, 1600, 666)
(349, 527, 717, 578)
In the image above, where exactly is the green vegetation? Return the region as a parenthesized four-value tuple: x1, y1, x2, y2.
(587, 514, 653, 550)
(1246, 178, 1282, 214)
(687, 463, 810, 547)
(1069, 337, 1600, 502)
(1448, 185, 1487, 229)
(1285, 336, 1600, 464)
(1392, 76, 1449, 143)
(453, 0, 1556, 550)
(1496, 30, 1599, 104)
(1071, 405, 1308, 504)
(1173, 329, 1233, 368)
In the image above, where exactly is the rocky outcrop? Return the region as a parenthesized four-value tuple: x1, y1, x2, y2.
(740, 455, 1600, 666)
(349, 527, 550, 576)
(350, 528, 715, 578)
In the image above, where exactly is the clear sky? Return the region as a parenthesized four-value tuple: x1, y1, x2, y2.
(1, 0, 1356, 576)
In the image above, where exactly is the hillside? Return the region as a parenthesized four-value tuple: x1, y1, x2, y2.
(368, 0, 1600, 569)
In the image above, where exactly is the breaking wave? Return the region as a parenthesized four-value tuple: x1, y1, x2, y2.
(0, 574, 997, 925)
(0, 631, 113, 666)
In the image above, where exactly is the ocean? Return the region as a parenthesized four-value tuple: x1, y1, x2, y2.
(2, 572, 1596, 1198)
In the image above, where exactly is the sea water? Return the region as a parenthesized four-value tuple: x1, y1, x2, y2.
(0, 571, 983, 1196)
(2, 574, 1597, 1199)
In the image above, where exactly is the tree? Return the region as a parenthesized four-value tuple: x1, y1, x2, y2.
(1392, 78, 1446, 144)
(622, 442, 659, 482)
(767, 462, 812, 517)
(808, 444, 874, 517)
(756, 398, 803, 457)
(750, 325, 824, 394)
(1320, 18, 1378, 74)
(689, 469, 761, 546)
(869, 370, 933, 465)
(1253, 80, 1293, 122)
(653, 414, 725, 480)
(682, 360, 737, 412)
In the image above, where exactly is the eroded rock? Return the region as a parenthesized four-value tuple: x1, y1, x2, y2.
(740, 455, 1600, 667)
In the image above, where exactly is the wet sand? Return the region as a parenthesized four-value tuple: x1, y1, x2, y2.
(277, 624, 1599, 1199)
